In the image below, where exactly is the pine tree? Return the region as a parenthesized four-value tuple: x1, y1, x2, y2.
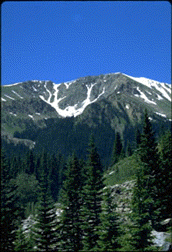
(158, 131, 172, 220)
(1, 151, 19, 251)
(25, 150, 35, 175)
(137, 111, 160, 227)
(129, 167, 155, 251)
(118, 112, 160, 251)
(32, 152, 58, 251)
(96, 187, 119, 251)
(14, 224, 29, 252)
(112, 132, 123, 165)
(14, 213, 38, 252)
(81, 135, 104, 251)
(118, 166, 156, 251)
(120, 111, 161, 251)
(135, 128, 141, 148)
(58, 153, 83, 252)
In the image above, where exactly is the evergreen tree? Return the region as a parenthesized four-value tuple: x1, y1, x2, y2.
(14, 224, 29, 252)
(118, 167, 156, 251)
(58, 153, 83, 251)
(1, 151, 19, 251)
(9, 155, 20, 178)
(25, 150, 35, 175)
(14, 220, 36, 252)
(118, 112, 160, 251)
(119, 111, 161, 251)
(135, 128, 141, 148)
(129, 167, 155, 251)
(137, 111, 160, 227)
(96, 187, 119, 251)
(158, 131, 172, 220)
(34, 153, 41, 180)
(48, 153, 65, 202)
(81, 135, 104, 251)
(112, 132, 123, 165)
(32, 152, 58, 251)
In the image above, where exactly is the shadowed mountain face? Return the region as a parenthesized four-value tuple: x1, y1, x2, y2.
(1, 73, 171, 164)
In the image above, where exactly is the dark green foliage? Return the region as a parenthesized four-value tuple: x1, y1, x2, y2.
(48, 153, 65, 201)
(1, 138, 29, 157)
(158, 131, 172, 220)
(25, 150, 35, 175)
(111, 132, 124, 165)
(97, 187, 119, 251)
(135, 128, 141, 148)
(118, 167, 156, 251)
(58, 153, 83, 251)
(81, 135, 104, 251)
(2, 110, 171, 251)
(14, 221, 35, 252)
(1, 151, 19, 251)
(3, 150, 65, 220)
(129, 168, 155, 251)
(14, 172, 39, 217)
(118, 112, 161, 251)
(121, 111, 159, 250)
(137, 111, 160, 227)
(32, 152, 58, 251)
(14, 225, 29, 251)
(11, 117, 116, 167)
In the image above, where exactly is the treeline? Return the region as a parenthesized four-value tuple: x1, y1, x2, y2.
(1, 112, 171, 251)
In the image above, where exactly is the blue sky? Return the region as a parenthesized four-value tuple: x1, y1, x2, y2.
(1, 1, 171, 85)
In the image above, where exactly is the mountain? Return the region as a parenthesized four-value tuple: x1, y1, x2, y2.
(1, 72, 171, 165)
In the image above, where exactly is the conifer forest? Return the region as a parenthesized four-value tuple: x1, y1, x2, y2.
(1, 112, 172, 251)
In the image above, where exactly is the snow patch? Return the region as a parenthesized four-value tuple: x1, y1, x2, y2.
(134, 87, 156, 105)
(35, 112, 40, 115)
(4, 82, 22, 87)
(12, 90, 23, 99)
(109, 171, 115, 175)
(9, 112, 17, 116)
(124, 74, 171, 102)
(4, 94, 15, 100)
(157, 94, 163, 100)
(32, 86, 38, 92)
(63, 80, 76, 89)
(155, 112, 167, 118)
(126, 104, 130, 109)
(28, 115, 34, 119)
(152, 230, 171, 247)
(39, 83, 105, 118)
(1, 98, 6, 101)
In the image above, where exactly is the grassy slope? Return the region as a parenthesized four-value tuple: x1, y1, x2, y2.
(104, 153, 138, 186)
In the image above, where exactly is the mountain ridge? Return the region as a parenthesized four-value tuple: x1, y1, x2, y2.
(2, 72, 171, 119)
(1, 72, 171, 163)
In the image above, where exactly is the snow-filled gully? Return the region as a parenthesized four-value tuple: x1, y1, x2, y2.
(39, 82, 105, 118)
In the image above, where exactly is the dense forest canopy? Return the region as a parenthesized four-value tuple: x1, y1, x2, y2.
(1, 112, 172, 251)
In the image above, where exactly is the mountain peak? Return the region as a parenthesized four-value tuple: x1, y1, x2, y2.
(1, 72, 171, 120)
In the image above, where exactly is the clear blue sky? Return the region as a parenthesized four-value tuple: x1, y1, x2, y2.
(1, 1, 171, 85)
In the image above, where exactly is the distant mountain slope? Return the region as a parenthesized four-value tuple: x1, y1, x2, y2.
(1, 73, 171, 163)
